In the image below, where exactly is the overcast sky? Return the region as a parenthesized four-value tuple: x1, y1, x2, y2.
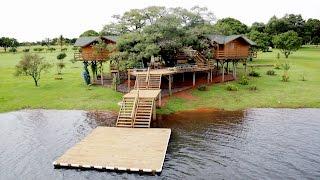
(1, 0, 319, 42)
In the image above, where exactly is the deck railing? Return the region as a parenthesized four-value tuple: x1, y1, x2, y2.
(74, 52, 109, 61)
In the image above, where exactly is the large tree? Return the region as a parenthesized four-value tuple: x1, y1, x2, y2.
(272, 31, 302, 58)
(247, 30, 271, 52)
(0, 37, 19, 52)
(304, 18, 320, 44)
(213, 18, 248, 35)
(106, 6, 216, 68)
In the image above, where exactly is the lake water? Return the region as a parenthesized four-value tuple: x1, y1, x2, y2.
(0, 109, 320, 179)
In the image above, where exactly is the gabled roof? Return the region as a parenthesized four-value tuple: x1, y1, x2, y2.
(208, 34, 256, 46)
(74, 36, 118, 47)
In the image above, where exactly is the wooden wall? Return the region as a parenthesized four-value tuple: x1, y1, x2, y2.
(214, 38, 250, 59)
(80, 39, 115, 61)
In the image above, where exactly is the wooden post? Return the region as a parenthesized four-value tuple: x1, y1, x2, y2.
(100, 62, 104, 86)
(226, 61, 229, 74)
(168, 75, 172, 96)
(244, 59, 247, 75)
(232, 61, 235, 77)
(207, 72, 210, 83)
(192, 72, 196, 86)
(234, 62, 237, 79)
(222, 61, 225, 82)
(127, 69, 131, 91)
(158, 92, 162, 107)
(182, 73, 185, 82)
(153, 102, 156, 121)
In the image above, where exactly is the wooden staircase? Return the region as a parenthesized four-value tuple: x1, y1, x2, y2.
(193, 51, 215, 69)
(134, 69, 162, 90)
(116, 92, 155, 128)
(133, 98, 154, 128)
(116, 96, 137, 128)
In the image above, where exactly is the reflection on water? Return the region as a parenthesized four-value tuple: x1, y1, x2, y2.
(0, 109, 320, 179)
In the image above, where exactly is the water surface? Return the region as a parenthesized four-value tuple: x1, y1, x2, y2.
(0, 109, 319, 179)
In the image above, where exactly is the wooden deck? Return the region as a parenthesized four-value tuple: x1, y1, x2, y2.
(54, 127, 171, 174)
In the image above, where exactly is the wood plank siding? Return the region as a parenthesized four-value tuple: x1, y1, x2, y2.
(214, 38, 250, 60)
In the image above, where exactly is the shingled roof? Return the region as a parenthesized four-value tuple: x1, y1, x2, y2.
(208, 34, 256, 45)
(74, 36, 118, 47)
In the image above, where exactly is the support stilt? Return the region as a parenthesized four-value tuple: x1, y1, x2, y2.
(100, 62, 104, 86)
(222, 61, 225, 82)
(192, 72, 196, 86)
(168, 75, 172, 96)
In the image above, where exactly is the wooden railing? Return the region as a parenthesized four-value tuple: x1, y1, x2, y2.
(215, 50, 249, 59)
(74, 52, 109, 61)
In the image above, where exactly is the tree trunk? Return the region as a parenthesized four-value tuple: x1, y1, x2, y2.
(34, 78, 38, 86)
(4, 47, 7, 52)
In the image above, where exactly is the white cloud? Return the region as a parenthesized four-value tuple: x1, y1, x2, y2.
(0, 0, 319, 42)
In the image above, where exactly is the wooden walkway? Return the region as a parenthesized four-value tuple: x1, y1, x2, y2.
(54, 127, 171, 174)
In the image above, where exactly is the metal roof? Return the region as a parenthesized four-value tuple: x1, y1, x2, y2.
(208, 34, 256, 45)
(74, 36, 118, 47)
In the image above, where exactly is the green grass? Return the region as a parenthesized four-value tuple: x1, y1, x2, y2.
(159, 46, 320, 113)
(1, 46, 319, 113)
(0, 47, 122, 112)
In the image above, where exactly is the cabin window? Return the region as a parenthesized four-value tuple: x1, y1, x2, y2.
(230, 43, 235, 49)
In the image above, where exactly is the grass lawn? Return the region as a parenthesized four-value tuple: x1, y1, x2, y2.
(0, 46, 319, 113)
(0, 47, 122, 113)
(159, 46, 320, 113)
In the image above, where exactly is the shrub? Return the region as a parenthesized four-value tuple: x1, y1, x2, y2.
(33, 47, 44, 52)
(249, 85, 258, 91)
(57, 53, 67, 60)
(238, 75, 249, 85)
(9, 48, 17, 53)
(23, 49, 30, 52)
(282, 74, 289, 82)
(226, 84, 238, 91)
(72, 47, 78, 51)
(70, 58, 77, 64)
(61, 48, 68, 51)
(197, 84, 207, 91)
(266, 70, 276, 76)
(249, 71, 260, 77)
(282, 62, 290, 82)
(56, 62, 65, 75)
(47, 47, 56, 52)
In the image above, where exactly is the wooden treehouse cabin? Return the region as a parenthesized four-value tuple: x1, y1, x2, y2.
(208, 34, 256, 82)
(74, 36, 118, 85)
(74, 36, 117, 61)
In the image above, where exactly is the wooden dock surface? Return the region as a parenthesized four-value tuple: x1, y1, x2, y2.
(54, 127, 171, 173)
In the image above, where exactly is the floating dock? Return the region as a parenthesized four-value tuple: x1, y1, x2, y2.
(54, 127, 171, 174)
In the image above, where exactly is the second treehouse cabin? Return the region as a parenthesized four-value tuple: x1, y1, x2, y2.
(208, 34, 256, 82)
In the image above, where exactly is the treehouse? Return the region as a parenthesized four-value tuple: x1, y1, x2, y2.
(209, 34, 256, 60)
(207, 34, 256, 82)
(74, 36, 117, 61)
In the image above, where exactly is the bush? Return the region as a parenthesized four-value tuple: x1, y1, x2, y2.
(23, 49, 30, 52)
(57, 53, 67, 60)
(249, 85, 258, 91)
(33, 47, 44, 52)
(47, 47, 56, 52)
(266, 70, 276, 76)
(281, 62, 290, 82)
(282, 74, 289, 82)
(226, 84, 238, 91)
(197, 84, 207, 91)
(249, 71, 260, 77)
(70, 58, 77, 64)
(9, 48, 17, 53)
(56, 62, 65, 74)
(238, 75, 249, 85)
(72, 47, 78, 51)
(61, 48, 68, 51)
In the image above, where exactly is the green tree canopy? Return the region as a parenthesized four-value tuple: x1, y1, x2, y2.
(247, 30, 271, 51)
(0, 37, 19, 52)
(272, 31, 302, 58)
(80, 30, 99, 37)
(213, 18, 248, 35)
